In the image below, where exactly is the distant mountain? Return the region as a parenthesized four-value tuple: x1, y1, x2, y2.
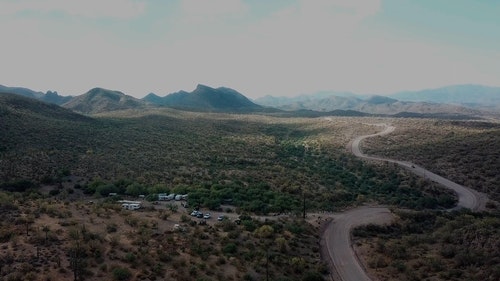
(256, 92, 482, 116)
(275, 96, 360, 111)
(0, 84, 45, 99)
(143, 93, 166, 105)
(42, 90, 73, 105)
(391, 84, 500, 109)
(0, 84, 72, 105)
(62, 87, 146, 114)
(365, 95, 398, 105)
(254, 91, 357, 108)
(144, 84, 263, 112)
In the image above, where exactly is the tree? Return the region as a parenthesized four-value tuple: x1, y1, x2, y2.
(254, 225, 274, 239)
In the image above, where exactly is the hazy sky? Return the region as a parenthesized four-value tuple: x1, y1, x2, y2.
(1, 0, 499, 98)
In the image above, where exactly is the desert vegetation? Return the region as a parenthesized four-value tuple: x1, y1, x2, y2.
(363, 118, 500, 201)
(1, 94, 498, 280)
(0, 96, 457, 212)
(0, 190, 329, 280)
(353, 209, 500, 281)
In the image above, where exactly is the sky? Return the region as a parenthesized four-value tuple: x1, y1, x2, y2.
(1, 0, 499, 99)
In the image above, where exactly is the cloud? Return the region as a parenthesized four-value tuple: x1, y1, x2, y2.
(179, 0, 248, 25)
(0, 0, 145, 19)
(2, 0, 498, 98)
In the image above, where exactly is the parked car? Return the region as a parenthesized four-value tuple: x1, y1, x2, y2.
(191, 210, 200, 216)
(196, 213, 204, 218)
(217, 215, 226, 221)
(203, 213, 211, 219)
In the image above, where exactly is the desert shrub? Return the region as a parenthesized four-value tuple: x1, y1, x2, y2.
(0, 180, 35, 192)
(242, 220, 256, 232)
(112, 267, 132, 281)
(106, 223, 118, 233)
(302, 271, 325, 281)
(223, 243, 237, 255)
(49, 189, 60, 196)
(124, 253, 136, 263)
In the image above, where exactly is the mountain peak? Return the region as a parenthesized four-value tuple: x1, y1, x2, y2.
(195, 84, 213, 91)
(365, 95, 398, 105)
(62, 88, 145, 114)
(142, 85, 262, 112)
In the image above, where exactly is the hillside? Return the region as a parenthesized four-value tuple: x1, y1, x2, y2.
(0, 93, 93, 176)
(62, 87, 146, 114)
(0, 92, 91, 123)
(144, 84, 263, 112)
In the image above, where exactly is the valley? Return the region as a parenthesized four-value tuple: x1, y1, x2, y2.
(0, 92, 498, 281)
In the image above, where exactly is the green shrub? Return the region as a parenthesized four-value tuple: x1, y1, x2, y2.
(112, 267, 132, 281)
(223, 243, 237, 255)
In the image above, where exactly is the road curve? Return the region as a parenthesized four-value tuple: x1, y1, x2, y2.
(323, 207, 393, 281)
(349, 123, 484, 211)
(323, 123, 487, 281)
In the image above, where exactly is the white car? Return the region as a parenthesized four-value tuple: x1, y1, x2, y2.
(190, 210, 200, 216)
(203, 213, 211, 219)
(217, 215, 226, 221)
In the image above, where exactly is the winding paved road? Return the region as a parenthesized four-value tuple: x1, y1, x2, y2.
(350, 123, 485, 211)
(323, 207, 393, 281)
(323, 123, 487, 281)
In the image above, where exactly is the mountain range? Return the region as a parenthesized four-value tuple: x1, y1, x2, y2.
(1, 83, 499, 117)
(254, 94, 482, 116)
(254, 85, 500, 113)
(390, 84, 500, 110)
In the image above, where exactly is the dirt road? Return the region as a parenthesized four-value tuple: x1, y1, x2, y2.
(322, 123, 488, 281)
(322, 207, 393, 281)
(350, 123, 485, 211)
